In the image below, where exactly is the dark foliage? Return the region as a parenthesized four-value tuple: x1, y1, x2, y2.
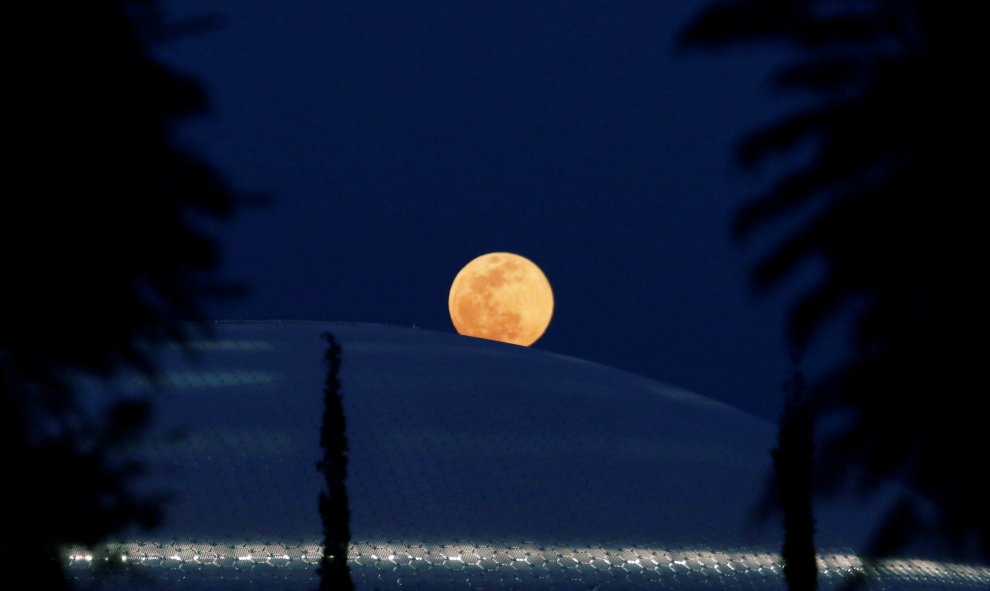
(5, 2, 239, 374)
(772, 354, 817, 591)
(681, 0, 988, 561)
(2, 1, 241, 586)
(2, 376, 162, 590)
(317, 332, 355, 591)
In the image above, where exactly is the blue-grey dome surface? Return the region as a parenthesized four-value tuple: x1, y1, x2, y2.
(68, 321, 988, 590)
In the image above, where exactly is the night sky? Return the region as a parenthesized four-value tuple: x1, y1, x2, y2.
(156, 0, 829, 420)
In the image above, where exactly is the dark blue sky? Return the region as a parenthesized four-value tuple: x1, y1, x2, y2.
(157, 0, 825, 420)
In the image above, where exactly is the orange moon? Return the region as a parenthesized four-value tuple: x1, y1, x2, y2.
(448, 252, 554, 346)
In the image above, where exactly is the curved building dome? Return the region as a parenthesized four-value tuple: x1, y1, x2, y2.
(70, 322, 988, 590)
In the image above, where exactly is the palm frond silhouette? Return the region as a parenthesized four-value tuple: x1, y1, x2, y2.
(682, 0, 988, 561)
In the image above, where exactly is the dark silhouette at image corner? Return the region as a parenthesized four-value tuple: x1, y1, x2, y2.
(681, 0, 989, 567)
(3, 2, 247, 587)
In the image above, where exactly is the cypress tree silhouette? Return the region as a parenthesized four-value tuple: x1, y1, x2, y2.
(3, 2, 242, 586)
(772, 351, 817, 591)
(317, 332, 355, 591)
(681, 0, 988, 561)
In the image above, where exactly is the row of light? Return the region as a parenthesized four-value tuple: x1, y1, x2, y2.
(66, 541, 990, 587)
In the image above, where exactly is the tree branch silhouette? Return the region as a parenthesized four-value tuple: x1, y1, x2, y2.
(317, 332, 355, 591)
(773, 351, 818, 591)
(681, 0, 989, 562)
(3, 2, 244, 586)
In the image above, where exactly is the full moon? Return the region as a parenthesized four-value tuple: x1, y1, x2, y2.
(448, 252, 554, 347)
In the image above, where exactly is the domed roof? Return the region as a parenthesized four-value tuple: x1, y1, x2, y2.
(70, 322, 988, 590)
